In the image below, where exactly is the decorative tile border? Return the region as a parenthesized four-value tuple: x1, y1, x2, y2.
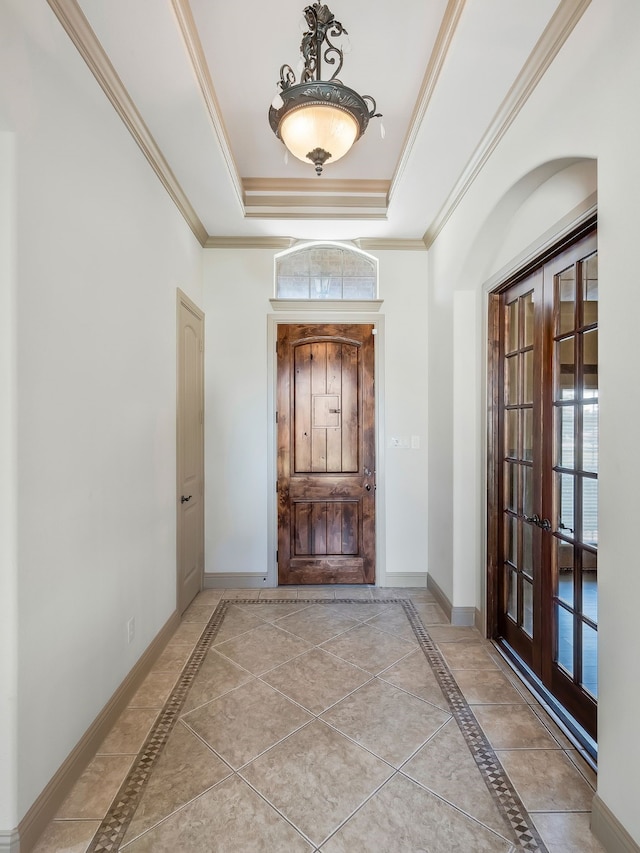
(86, 601, 231, 853)
(401, 599, 548, 852)
(87, 597, 548, 852)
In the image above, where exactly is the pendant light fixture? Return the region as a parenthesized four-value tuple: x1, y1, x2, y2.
(269, 3, 381, 175)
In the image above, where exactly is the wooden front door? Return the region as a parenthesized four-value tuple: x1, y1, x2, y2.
(277, 323, 375, 584)
(489, 227, 598, 739)
(177, 291, 204, 614)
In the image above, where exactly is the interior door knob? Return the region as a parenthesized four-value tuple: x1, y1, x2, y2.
(181, 495, 192, 504)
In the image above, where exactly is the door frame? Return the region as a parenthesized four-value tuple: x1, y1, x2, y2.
(485, 210, 598, 748)
(267, 312, 386, 587)
(176, 288, 205, 612)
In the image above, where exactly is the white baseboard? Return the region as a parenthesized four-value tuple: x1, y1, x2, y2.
(382, 573, 427, 588)
(426, 574, 479, 627)
(0, 829, 20, 853)
(451, 607, 477, 627)
(591, 794, 640, 853)
(204, 573, 268, 589)
(426, 573, 452, 619)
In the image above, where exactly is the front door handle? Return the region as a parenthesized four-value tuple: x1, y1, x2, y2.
(365, 483, 371, 491)
(181, 495, 192, 504)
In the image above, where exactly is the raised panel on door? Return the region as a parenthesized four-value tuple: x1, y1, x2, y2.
(278, 324, 375, 584)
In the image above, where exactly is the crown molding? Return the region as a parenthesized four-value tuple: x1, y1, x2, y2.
(423, 0, 593, 248)
(46, 0, 208, 247)
(355, 238, 427, 251)
(204, 236, 296, 249)
(388, 0, 467, 205)
(170, 0, 244, 213)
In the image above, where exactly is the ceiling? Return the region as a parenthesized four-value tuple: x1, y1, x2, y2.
(48, 0, 590, 247)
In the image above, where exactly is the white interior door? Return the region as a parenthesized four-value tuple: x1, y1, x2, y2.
(177, 290, 204, 613)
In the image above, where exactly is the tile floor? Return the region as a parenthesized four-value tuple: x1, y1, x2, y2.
(33, 587, 605, 853)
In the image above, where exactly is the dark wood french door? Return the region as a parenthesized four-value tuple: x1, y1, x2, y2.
(489, 227, 598, 739)
(277, 323, 375, 584)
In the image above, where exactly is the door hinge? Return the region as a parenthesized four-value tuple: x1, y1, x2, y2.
(275, 411, 278, 423)
(275, 341, 278, 354)
(276, 550, 279, 563)
(276, 479, 279, 493)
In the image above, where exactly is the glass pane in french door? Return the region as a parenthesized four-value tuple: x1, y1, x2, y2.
(552, 250, 598, 700)
(502, 285, 538, 650)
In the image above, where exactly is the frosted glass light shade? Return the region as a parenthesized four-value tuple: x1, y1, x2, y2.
(280, 105, 359, 165)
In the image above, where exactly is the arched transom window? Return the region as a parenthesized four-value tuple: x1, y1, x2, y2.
(275, 242, 378, 300)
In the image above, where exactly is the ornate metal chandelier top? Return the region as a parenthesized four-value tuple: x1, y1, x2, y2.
(269, 3, 381, 175)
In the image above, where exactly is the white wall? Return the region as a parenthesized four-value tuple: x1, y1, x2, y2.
(1, 1, 203, 829)
(0, 132, 19, 839)
(203, 248, 429, 585)
(203, 249, 272, 578)
(378, 252, 429, 579)
(426, 252, 454, 601)
(452, 289, 480, 610)
(427, 0, 640, 842)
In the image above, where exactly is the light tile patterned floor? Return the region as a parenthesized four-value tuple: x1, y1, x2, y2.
(33, 587, 604, 853)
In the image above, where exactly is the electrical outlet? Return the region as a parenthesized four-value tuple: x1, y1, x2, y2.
(127, 617, 135, 644)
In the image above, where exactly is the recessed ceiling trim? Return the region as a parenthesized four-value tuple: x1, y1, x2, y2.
(245, 196, 387, 210)
(388, 0, 467, 205)
(46, 0, 208, 247)
(423, 0, 593, 248)
(244, 212, 388, 221)
(204, 237, 296, 249)
(242, 179, 390, 217)
(170, 0, 244, 212)
(243, 178, 390, 197)
(355, 239, 427, 251)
